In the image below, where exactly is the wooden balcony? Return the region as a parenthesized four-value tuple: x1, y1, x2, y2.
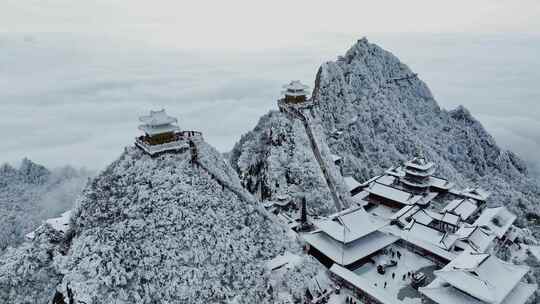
(135, 131, 203, 156)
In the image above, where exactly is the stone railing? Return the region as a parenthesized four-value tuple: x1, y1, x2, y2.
(176, 131, 203, 141)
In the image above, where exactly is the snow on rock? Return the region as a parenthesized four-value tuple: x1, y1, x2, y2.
(230, 110, 345, 215)
(25, 210, 72, 240)
(267, 251, 302, 271)
(0, 224, 64, 303)
(38, 143, 318, 304)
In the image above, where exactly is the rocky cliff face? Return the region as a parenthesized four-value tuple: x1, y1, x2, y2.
(230, 38, 540, 228)
(0, 143, 319, 304)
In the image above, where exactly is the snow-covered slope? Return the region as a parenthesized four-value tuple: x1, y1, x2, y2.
(312, 38, 540, 225)
(230, 38, 540, 227)
(0, 159, 91, 251)
(0, 143, 320, 303)
(0, 224, 64, 303)
(230, 111, 349, 215)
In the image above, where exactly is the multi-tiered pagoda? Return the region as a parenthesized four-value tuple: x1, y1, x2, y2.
(281, 80, 310, 104)
(135, 109, 202, 156)
(400, 153, 436, 192)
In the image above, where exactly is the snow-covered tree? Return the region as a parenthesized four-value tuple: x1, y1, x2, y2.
(0, 159, 91, 252)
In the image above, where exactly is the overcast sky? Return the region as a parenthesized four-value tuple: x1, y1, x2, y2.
(3, 0, 540, 48)
(1, 1, 539, 178)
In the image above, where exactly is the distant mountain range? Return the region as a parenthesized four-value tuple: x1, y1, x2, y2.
(0, 158, 91, 251)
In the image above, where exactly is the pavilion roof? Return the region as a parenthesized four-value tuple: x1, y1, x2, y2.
(138, 124, 180, 136)
(405, 157, 435, 171)
(315, 207, 388, 244)
(303, 230, 398, 266)
(139, 109, 178, 126)
(282, 80, 309, 91)
(282, 80, 310, 96)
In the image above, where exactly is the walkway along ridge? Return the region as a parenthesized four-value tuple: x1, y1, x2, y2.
(279, 102, 345, 211)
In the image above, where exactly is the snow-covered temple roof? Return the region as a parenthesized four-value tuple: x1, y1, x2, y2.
(385, 166, 406, 178)
(420, 251, 534, 304)
(452, 187, 491, 201)
(303, 230, 398, 266)
(315, 208, 387, 244)
(441, 212, 460, 226)
(139, 109, 178, 126)
(443, 199, 478, 221)
(404, 157, 435, 172)
(302, 207, 398, 266)
(455, 226, 496, 252)
(383, 224, 458, 262)
(344, 176, 363, 193)
(376, 175, 396, 186)
(281, 80, 310, 97)
(391, 205, 418, 220)
(391, 205, 436, 226)
(367, 182, 423, 205)
(473, 206, 516, 238)
(138, 109, 180, 136)
(429, 176, 455, 191)
(404, 222, 458, 250)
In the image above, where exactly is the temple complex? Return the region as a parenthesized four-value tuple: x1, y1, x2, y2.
(294, 155, 535, 304)
(135, 109, 202, 156)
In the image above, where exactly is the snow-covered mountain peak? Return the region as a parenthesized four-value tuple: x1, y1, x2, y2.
(232, 38, 540, 224)
(1, 142, 322, 303)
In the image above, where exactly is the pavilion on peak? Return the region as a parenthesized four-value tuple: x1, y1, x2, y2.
(135, 109, 202, 156)
(281, 80, 310, 104)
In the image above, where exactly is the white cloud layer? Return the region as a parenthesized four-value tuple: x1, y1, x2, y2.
(1, 32, 539, 179)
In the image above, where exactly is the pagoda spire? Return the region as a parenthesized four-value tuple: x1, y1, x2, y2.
(400, 146, 436, 192)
